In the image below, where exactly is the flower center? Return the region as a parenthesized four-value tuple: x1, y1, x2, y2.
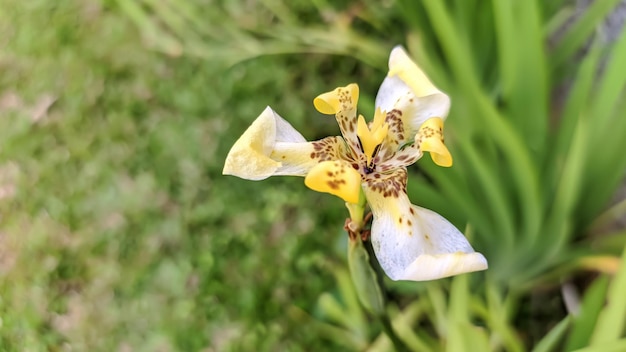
(356, 108, 389, 169)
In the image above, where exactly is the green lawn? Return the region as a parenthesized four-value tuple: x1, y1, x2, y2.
(2, 1, 626, 351)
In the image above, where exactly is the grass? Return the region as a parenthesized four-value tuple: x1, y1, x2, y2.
(0, 1, 363, 350)
(2, 0, 626, 351)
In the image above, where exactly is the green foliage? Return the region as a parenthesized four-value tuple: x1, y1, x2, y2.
(2, 0, 626, 350)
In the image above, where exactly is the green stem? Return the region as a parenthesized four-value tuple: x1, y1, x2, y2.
(345, 188, 367, 232)
(346, 189, 410, 351)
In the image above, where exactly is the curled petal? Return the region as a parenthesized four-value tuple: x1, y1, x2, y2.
(363, 169, 487, 281)
(313, 84, 362, 157)
(223, 106, 347, 180)
(305, 160, 362, 204)
(375, 46, 450, 148)
(416, 117, 452, 167)
(387, 45, 446, 98)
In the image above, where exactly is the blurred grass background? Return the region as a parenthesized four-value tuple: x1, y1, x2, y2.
(1, 0, 626, 351)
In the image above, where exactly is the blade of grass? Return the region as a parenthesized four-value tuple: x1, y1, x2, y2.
(589, 246, 626, 344)
(590, 198, 626, 234)
(455, 136, 515, 248)
(543, 116, 589, 259)
(545, 41, 601, 196)
(485, 282, 525, 352)
(406, 177, 466, 228)
(115, 0, 182, 56)
(564, 275, 610, 351)
(491, 0, 517, 101)
(421, 0, 543, 243)
(590, 24, 626, 134)
(531, 315, 572, 352)
(492, 0, 549, 156)
(446, 274, 470, 352)
(419, 159, 494, 239)
(426, 282, 448, 338)
(550, 0, 622, 68)
(571, 338, 626, 352)
(391, 301, 435, 352)
(579, 96, 626, 228)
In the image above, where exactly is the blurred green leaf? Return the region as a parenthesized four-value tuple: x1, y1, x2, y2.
(590, 246, 626, 345)
(565, 276, 610, 351)
(532, 315, 572, 352)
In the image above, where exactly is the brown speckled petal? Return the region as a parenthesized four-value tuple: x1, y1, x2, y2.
(375, 46, 450, 150)
(362, 168, 487, 281)
(314, 84, 362, 158)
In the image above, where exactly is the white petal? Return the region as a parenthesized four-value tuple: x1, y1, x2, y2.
(374, 46, 451, 146)
(223, 107, 348, 180)
(387, 45, 446, 98)
(376, 75, 450, 127)
(363, 178, 487, 281)
(223, 106, 307, 180)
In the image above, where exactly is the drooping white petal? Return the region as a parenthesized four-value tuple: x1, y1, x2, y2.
(363, 169, 487, 281)
(223, 106, 347, 180)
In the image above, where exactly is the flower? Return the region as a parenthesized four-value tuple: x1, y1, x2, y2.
(223, 46, 487, 281)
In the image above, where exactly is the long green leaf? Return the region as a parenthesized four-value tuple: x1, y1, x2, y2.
(545, 41, 601, 197)
(564, 276, 610, 350)
(421, 0, 543, 244)
(446, 274, 471, 352)
(532, 315, 572, 352)
(590, 246, 626, 344)
(572, 338, 626, 352)
(542, 116, 588, 260)
(493, 0, 549, 156)
(551, 0, 622, 68)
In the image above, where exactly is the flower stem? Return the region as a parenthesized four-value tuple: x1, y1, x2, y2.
(345, 189, 411, 351)
(345, 188, 367, 234)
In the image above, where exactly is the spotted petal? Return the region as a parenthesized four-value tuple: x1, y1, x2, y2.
(305, 160, 362, 204)
(223, 106, 347, 180)
(375, 46, 451, 148)
(314, 84, 362, 157)
(362, 169, 487, 281)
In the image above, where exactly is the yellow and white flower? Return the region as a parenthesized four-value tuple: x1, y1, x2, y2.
(223, 46, 487, 281)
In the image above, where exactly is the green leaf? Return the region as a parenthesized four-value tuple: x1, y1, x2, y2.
(550, 0, 622, 68)
(571, 338, 626, 352)
(590, 246, 626, 344)
(565, 276, 610, 350)
(531, 315, 572, 352)
(493, 0, 549, 156)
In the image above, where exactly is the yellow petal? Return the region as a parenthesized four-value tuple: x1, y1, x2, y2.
(304, 160, 362, 204)
(416, 117, 452, 167)
(313, 84, 363, 157)
(313, 84, 359, 115)
(388, 46, 442, 98)
(375, 46, 451, 147)
(357, 114, 389, 165)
